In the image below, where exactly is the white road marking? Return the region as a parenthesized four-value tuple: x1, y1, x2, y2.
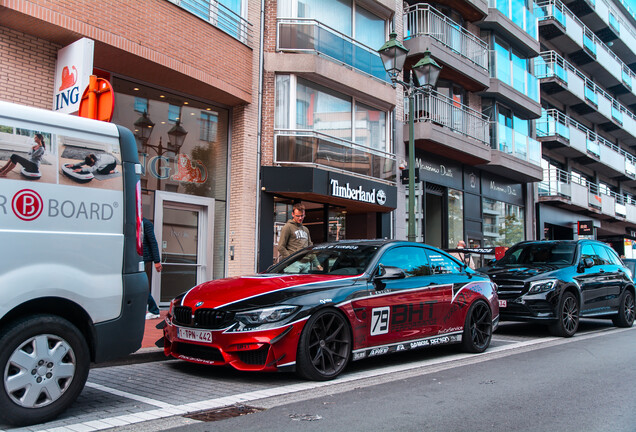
(3, 326, 633, 432)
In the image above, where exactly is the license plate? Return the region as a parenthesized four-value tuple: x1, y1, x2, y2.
(499, 300, 507, 308)
(177, 327, 212, 343)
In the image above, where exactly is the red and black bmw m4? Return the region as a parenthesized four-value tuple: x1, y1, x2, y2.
(163, 240, 499, 380)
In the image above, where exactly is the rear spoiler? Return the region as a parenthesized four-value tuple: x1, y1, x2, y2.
(445, 247, 507, 260)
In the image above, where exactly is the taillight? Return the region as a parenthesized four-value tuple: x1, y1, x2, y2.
(135, 180, 143, 256)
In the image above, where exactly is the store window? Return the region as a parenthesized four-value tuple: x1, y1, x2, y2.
(448, 188, 464, 249)
(111, 77, 229, 279)
(482, 198, 524, 247)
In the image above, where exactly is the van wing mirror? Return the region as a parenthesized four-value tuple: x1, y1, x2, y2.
(375, 264, 406, 281)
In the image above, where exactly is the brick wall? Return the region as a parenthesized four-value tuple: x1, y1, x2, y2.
(0, 27, 59, 108)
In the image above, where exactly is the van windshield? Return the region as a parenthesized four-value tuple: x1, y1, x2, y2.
(498, 242, 576, 266)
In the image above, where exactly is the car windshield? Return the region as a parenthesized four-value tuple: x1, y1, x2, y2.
(267, 245, 380, 275)
(497, 242, 576, 266)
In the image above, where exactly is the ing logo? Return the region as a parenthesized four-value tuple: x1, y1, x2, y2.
(12, 189, 43, 221)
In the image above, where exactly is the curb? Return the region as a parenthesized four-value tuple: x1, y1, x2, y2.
(91, 347, 168, 368)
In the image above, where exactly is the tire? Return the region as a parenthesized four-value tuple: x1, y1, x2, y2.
(0, 315, 90, 426)
(296, 309, 351, 381)
(549, 291, 579, 337)
(461, 300, 492, 353)
(612, 289, 635, 328)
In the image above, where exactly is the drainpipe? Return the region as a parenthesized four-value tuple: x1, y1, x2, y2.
(254, 0, 266, 272)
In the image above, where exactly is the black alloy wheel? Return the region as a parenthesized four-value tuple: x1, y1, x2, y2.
(612, 290, 635, 328)
(296, 309, 352, 381)
(461, 300, 492, 353)
(549, 291, 579, 337)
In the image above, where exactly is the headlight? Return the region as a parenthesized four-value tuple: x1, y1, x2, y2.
(235, 306, 299, 325)
(528, 279, 557, 294)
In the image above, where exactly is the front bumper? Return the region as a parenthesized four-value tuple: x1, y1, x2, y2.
(498, 293, 558, 322)
(163, 316, 307, 372)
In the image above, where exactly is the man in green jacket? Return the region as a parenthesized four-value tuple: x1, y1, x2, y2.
(278, 203, 313, 260)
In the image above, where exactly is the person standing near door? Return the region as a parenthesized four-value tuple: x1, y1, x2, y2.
(451, 240, 475, 269)
(143, 217, 163, 319)
(278, 203, 314, 260)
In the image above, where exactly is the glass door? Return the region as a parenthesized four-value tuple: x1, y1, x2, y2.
(153, 191, 215, 304)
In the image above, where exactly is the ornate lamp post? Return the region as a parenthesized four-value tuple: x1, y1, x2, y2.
(379, 33, 442, 242)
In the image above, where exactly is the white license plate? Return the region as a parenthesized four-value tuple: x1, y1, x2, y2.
(499, 300, 507, 308)
(177, 327, 212, 343)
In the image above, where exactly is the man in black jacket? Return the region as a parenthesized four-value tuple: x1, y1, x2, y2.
(143, 217, 163, 319)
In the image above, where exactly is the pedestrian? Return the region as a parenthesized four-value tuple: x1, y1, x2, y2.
(277, 203, 315, 260)
(0, 133, 45, 177)
(143, 217, 162, 320)
(451, 240, 475, 269)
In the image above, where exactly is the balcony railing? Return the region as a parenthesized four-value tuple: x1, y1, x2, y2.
(537, 108, 636, 177)
(406, 90, 490, 145)
(536, 51, 636, 139)
(277, 18, 390, 82)
(274, 129, 396, 183)
(403, 4, 489, 71)
(490, 50, 539, 102)
(536, 0, 636, 92)
(494, 123, 542, 165)
(168, 0, 252, 45)
(488, 0, 539, 40)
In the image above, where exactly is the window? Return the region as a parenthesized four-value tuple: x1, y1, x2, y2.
(581, 244, 602, 266)
(355, 5, 385, 49)
(448, 189, 464, 249)
(379, 246, 431, 277)
(483, 198, 524, 247)
(426, 250, 463, 274)
(355, 102, 386, 150)
(168, 104, 180, 123)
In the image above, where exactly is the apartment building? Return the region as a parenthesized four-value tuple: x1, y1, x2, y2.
(535, 0, 636, 257)
(396, 0, 541, 262)
(257, 0, 401, 270)
(0, 0, 261, 305)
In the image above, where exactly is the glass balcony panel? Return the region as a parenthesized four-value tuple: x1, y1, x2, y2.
(584, 83, 597, 105)
(528, 137, 541, 165)
(514, 130, 528, 160)
(587, 138, 600, 157)
(623, 68, 632, 89)
(277, 20, 390, 82)
(583, 33, 596, 55)
(626, 160, 636, 177)
(612, 105, 623, 124)
(609, 13, 620, 34)
(275, 131, 396, 182)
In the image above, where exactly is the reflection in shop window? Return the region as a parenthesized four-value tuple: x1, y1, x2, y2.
(483, 198, 524, 247)
(168, 104, 180, 122)
(448, 189, 464, 248)
(134, 97, 148, 113)
(200, 112, 218, 142)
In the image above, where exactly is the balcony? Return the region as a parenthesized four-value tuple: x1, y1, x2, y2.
(403, 4, 490, 90)
(478, 0, 540, 57)
(480, 123, 543, 182)
(536, 0, 635, 102)
(406, 90, 491, 165)
(480, 50, 541, 118)
(168, 0, 252, 46)
(274, 129, 396, 183)
(539, 166, 630, 220)
(536, 108, 636, 180)
(535, 51, 636, 145)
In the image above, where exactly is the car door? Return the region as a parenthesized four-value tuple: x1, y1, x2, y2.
(596, 244, 625, 309)
(351, 245, 452, 348)
(574, 244, 609, 313)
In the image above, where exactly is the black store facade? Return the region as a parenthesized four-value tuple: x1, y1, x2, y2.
(416, 152, 526, 261)
(259, 166, 397, 271)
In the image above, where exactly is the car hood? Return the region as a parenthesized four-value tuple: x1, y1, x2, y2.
(179, 273, 359, 309)
(481, 265, 563, 280)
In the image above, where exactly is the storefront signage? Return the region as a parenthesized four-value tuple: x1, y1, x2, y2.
(463, 169, 480, 193)
(481, 173, 523, 206)
(53, 38, 94, 114)
(577, 220, 594, 236)
(328, 172, 396, 208)
(415, 152, 462, 189)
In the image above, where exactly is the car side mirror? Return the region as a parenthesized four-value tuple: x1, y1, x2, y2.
(375, 264, 406, 281)
(578, 257, 594, 271)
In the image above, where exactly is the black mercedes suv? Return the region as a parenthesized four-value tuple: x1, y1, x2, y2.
(480, 240, 635, 337)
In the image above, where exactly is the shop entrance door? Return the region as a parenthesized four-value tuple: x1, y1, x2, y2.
(153, 191, 215, 305)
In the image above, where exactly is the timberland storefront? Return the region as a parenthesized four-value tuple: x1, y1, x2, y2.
(258, 166, 397, 271)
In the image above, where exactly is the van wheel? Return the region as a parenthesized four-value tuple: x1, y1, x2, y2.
(612, 290, 635, 328)
(549, 292, 579, 337)
(0, 315, 90, 426)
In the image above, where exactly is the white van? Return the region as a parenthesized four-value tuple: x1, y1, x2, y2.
(0, 101, 147, 426)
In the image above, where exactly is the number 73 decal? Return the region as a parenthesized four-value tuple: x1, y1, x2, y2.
(370, 307, 390, 335)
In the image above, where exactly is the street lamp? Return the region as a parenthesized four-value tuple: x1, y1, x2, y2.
(379, 34, 442, 242)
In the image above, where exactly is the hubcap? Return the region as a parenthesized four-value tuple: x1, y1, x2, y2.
(4, 334, 76, 408)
